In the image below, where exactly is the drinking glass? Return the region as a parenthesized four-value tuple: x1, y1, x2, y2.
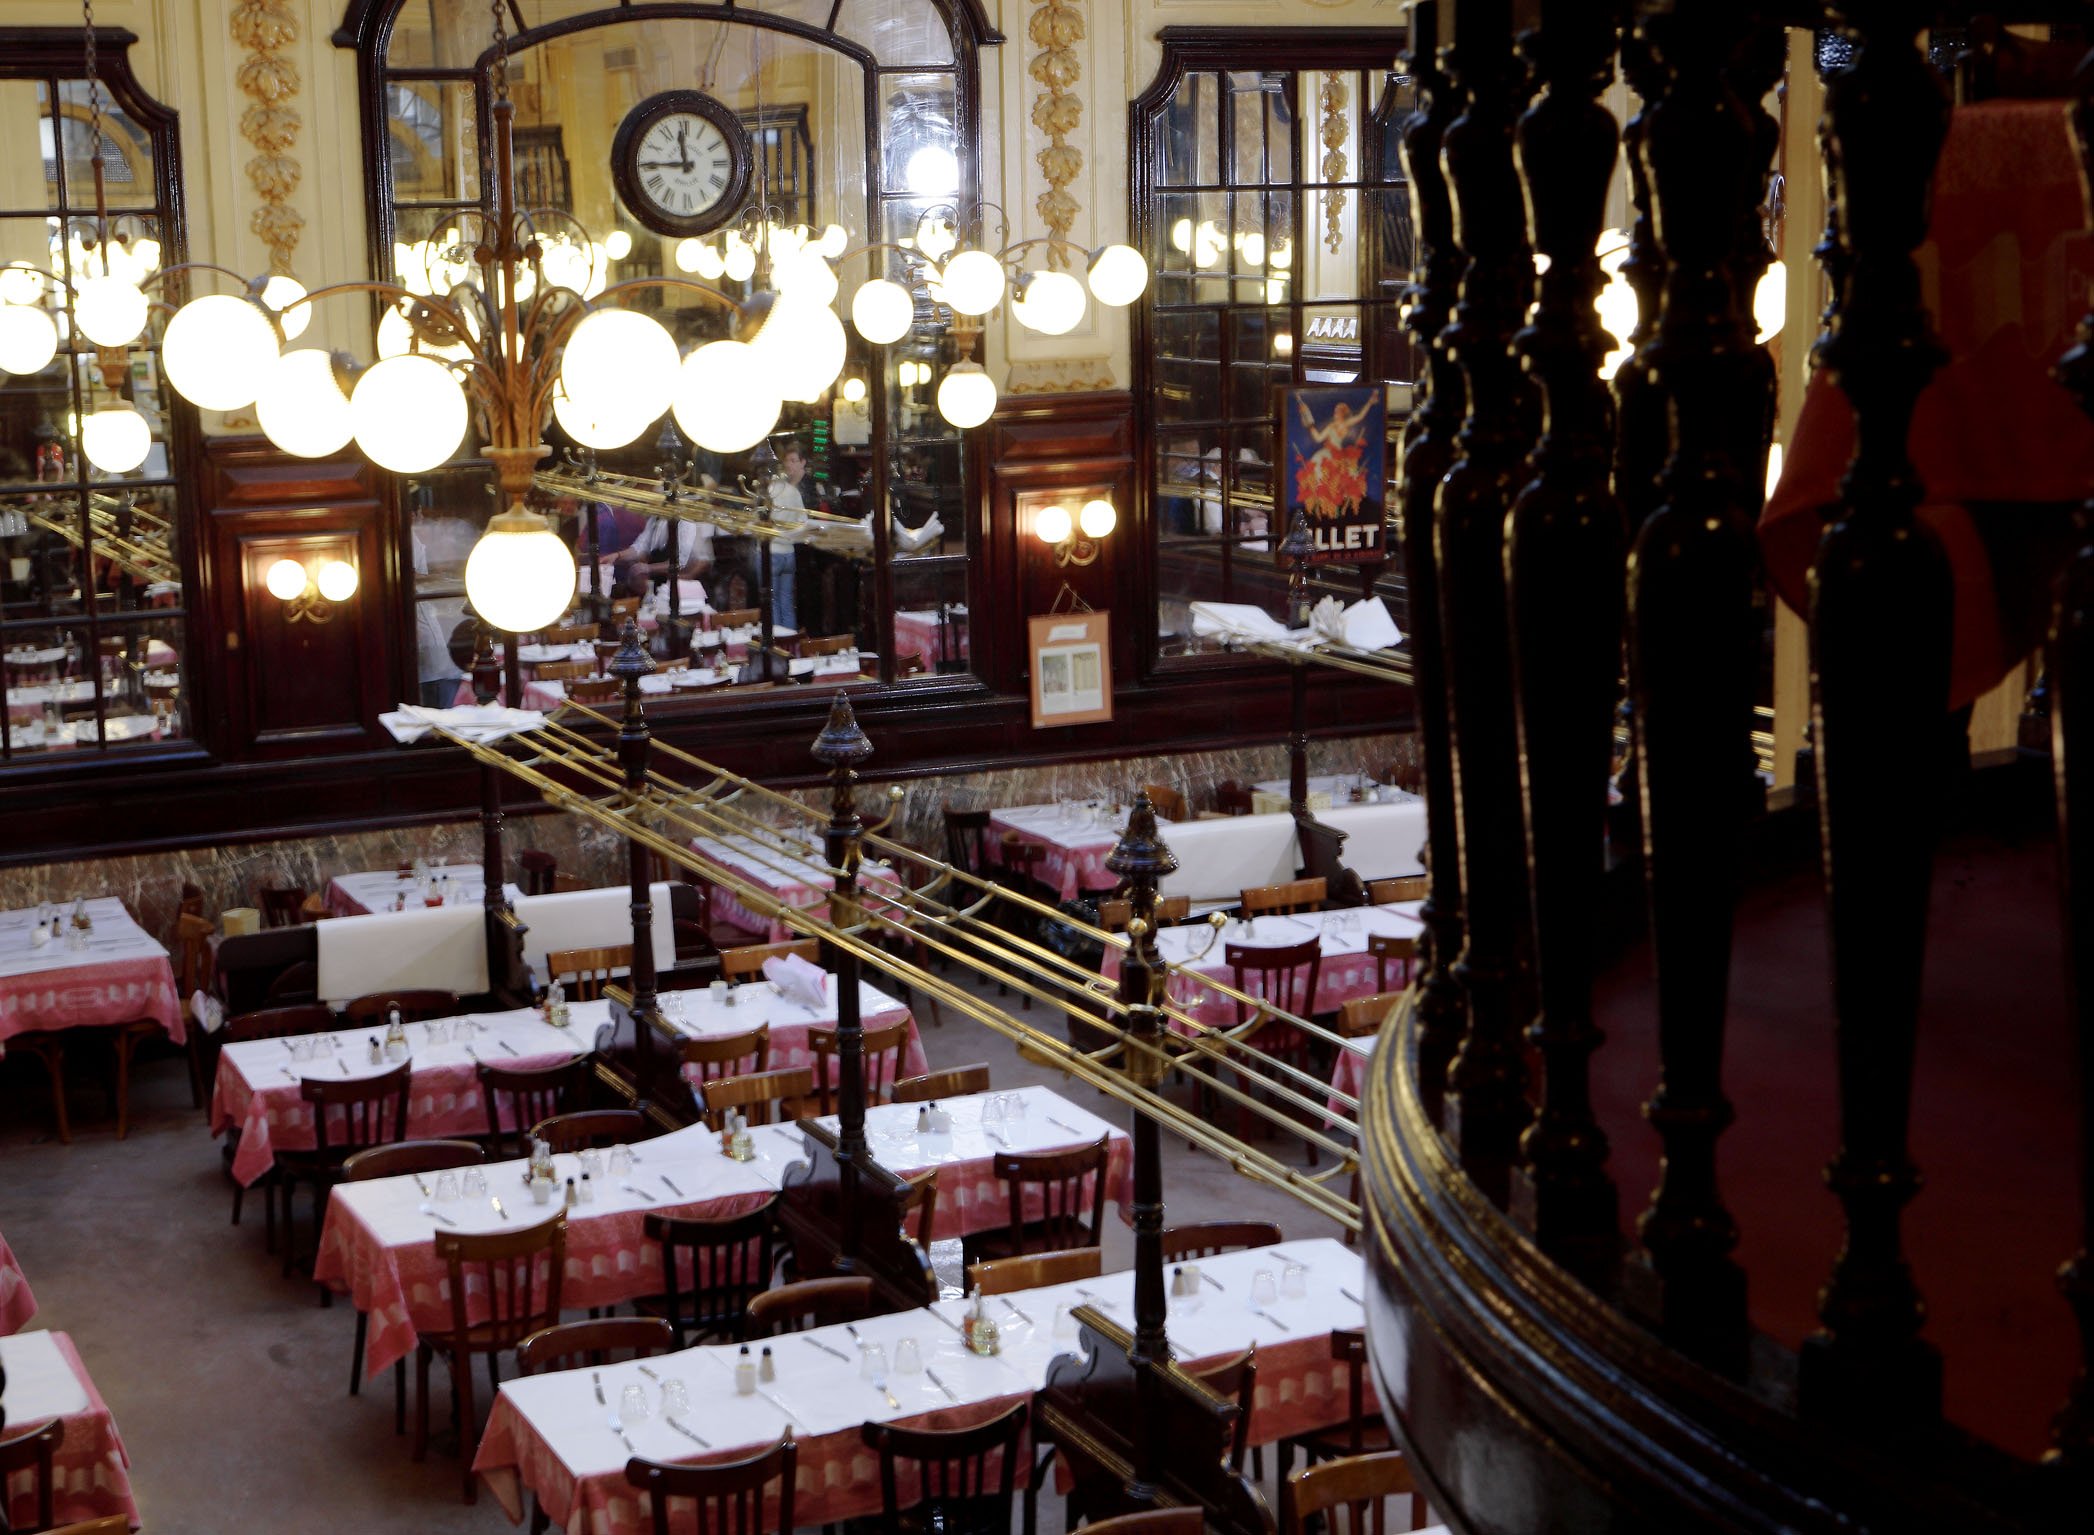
(609, 1145, 634, 1177)
(660, 1377, 691, 1418)
(433, 1171, 460, 1202)
(1282, 1262, 1309, 1301)
(859, 1342, 887, 1381)
(894, 1338, 922, 1375)
(461, 1168, 487, 1199)
(980, 1094, 1004, 1133)
(1005, 1091, 1027, 1122)
(426, 1018, 448, 1045)
(1250, 1269, 1278, 1307)
(579, 1149, 603, 1179)
(621, 1383, 651, 1422)
(289, 1037, 313, 1062)
(316, 1033, 336, 1055)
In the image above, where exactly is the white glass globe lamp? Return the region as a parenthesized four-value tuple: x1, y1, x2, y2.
(264, 557, 308, 601)
(936, 360, 997, 428)
(673, 340, 782, 454)
(464, 506, 577, 634)
(72, 275, 148, 347)
(851, 278, 913, 345)
(560, 308, 678, 424)
(1087, 244, 1149, 307)
(1012, 270, 1086, 335)
(163, 293, 280, 411)
(316, 559, 359, 602)
(939, 250, 1005, 317)
(349, 353, 468, 474)
(260, 275, 311, 341)
(257, 349, 355, 458)
(0, 304, 59, 374)
(80, 406, 152, 474)
(1079, 498, 1118, 538)
(1035, 504, 1073, 545)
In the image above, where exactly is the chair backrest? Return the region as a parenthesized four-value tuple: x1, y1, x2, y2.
(546, 943, 630, 1002)
(943, 805, 991, 874)
(345, 1138, 486, 1182)
(223, 1003, 337, 1043)
(1338, 993, 1400, 1038)
(1143, 783, 1188, 822)
(608, 596, 643, 623)
(992, 1135, 1112, 1254)
(0, 1416, 63, 1532)
(720, 939, 820, 982)
(1079, 1511, 1206, 1535)
(900, 1168, 939, 1252)
(479, 1058, 590, 1157)
(801, 632, 855, 656)
(744, 1275, 876, 1337)
(644, 1200, 778, 1345)
(1098, 896, 1191, 932)
(998, 834, 1046, 878)
(178, 882, 204, 918)
(1280, 1448, 1422, 1535)
(1367, 934, 1416, 993)
(570, 678, 621, 705)
(302, 1061, 413, 1156)
(530, 1106, 650, 1154)
(1159, 1221, 1286, 1263)
(1366, 875, 1428, 905)
(259, 885, 309, 928)
(892, 1062, 991, 1103)
(806, 1021, 908, 1115)
(214, 924, 320, 1015)
(1326, 1328, 1381, 1456)
(680, 1024, 770, 1085)
(342, 989, 460, 1025)
(1226, 939, 1323, 1025)
(518, 848, 558, 896)
(1241, 876, 1328, 916)
(518, 1316, 677, 1375)
(1214, 781, 1255, 817)
(533, 659, 591, 683)
(625, 1435, 797, 1535)
(968, 1245, 1102, 1295)
(436, 1215, 567, 1353)
(177, 911, 216, 994)
(699, 1066, 814, 1130)
(863, 1400, 1029, 1535)
(1191, 1347, 1258, 1472)
(538, 622, 596, 645)
(709, 607, 761, 629)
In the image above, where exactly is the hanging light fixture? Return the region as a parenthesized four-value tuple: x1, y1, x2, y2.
(79, 403, 151, 474)
(1011, 269, 1087, 335)
(256, 349, 354, 459)
(162, 293, 278, 411)
(464, 504, 577, 633)
(936, 360, 997, 428)
(0, 304, 58, 374)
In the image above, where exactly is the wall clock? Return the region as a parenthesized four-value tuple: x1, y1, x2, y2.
(611, 90, 751, 238)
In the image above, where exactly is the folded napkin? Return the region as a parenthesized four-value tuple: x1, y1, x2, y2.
(763, 952, 829, 1010)
(381, 703, 548, 744)
(1333, 596, 1402, 651)
(1189, 602, 1296, 644)
(895, 515, 944, 553)
(192, 990, 225, 1034)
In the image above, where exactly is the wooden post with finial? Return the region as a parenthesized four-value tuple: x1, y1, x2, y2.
(1282, 511, 1316, 816)
(608, 619, 659, 1023)
(469, 617, 500, 707)
(1796, 1, 1951, 1433)
(812, 691, 875, 1263)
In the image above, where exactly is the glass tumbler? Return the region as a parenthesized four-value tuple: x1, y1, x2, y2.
(621, 1383, 651, 1421)
(894, 1338, 922, 1375)
(1282, 1262, 1308, 1300)
(461, 1168, 487, 1199)
(859, 1342, 887, 1381)
(433, 1171, 460, 1202)
(609, 1144, 634, 1177)
(660, 1377, 691, 1418)
(1250, 1269, 1278, 1307)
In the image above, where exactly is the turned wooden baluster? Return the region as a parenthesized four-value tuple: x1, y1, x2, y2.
(1619, 3, 1773, 1376)
(609, 620, 659, 1021)
(1502, 0, 1621, 1279)
(1795, 4, 1950, 1433)
(1435, 0, 1536, 1200)
(1397, 0, 1470, 1120)
(1610, 24, 1668, 531)
(813, 693, 874, 1262)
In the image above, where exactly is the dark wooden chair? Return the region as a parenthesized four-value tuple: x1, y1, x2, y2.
(968, 1245, 1101, 1295)
(862, 1399, 1029, 1535)
(1280, 1448, 1425, 1535)
(806, 1020, 909, 1114)
(545, 944, 629, 1001)
(634, 1200, 778, 1346)
(1193, 1347, 1260, 1474)
(1240, 877, 1328, 917)
(279, 1062, 414, 1278)
(1098, 895, 1193, 932)
(942, 805, 992, 875)
(177, 909, 217, 1108)
(569, 678, 621, 705)
(744, 1275, 877, 1337)
(6, 1032, 70, 1144)
(1338, 993, 1401, 1039)
(1215, 780, 1255, 816)
(900, 1168, 940, 1254)
(518, 1315, 677, 1374)
(678, 1025, 770, 1092)
(1278, 1329, 1397, 1480)
(213, 925, 318, 1016)
(697, 1066, 814, 1130)
(341, 989, 461, 1025)
(1365, 876, 1427, 905)
(343, 1139, 487, 1429)
(478, 1058, 590, 1159)
(416, 1215, 568, 1502)
(1142, 783, 1188, 822)
(217, 1003, 340, 1240)
(624, 1435, 796, 1535)
(718, 938, 820, 982)
(892, 1062, 991, 1103)
(995, 835, 1049, 1011)
(518, 848, 557, 896)
(1368, 935, 1416, 993)
(0, 1417, 63, 1532)
(529, 1107, 650, 1154)
(1075, 1510, 1205, 1535)
(1219, 941, 1323, 1161)
(258, 884, 310, 928)
(968, 1136, 1112, 1262)
(1161, 1220, 1285, 1263)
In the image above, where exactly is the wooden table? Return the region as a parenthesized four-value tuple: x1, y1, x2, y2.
(0, 1331, 141, 1529)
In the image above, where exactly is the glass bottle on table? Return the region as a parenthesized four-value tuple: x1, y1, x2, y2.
(384, 1004, 409, 1060)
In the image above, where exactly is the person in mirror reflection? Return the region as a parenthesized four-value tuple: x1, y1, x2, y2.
(412, 520, 466, 707)
(611, 557, 653, 605)
(765, 438, 817, 632)
(612, 514, 713, 584)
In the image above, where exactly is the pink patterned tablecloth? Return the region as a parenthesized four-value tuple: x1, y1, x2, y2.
(893, 609, 968, 667)
(0, 1231, 34, 1335)
(0, 899, 183, 1054)
(670, 1002, 928, 1100)
(687, 837, 907, 944)
(1103, 907, 1421, 1032)
(986, 808, 1120, 903)
(1330, 1036, 1373, 1115)
(0, 1332, 141, 1530)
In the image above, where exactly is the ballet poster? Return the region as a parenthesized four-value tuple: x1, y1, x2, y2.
(1280, 384, 1386, 565)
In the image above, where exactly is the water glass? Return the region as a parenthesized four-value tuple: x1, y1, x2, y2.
(608, 1144, 634, 1177)
(316, 1033, 336, 1056)
(578, 1149, 603, 1179)
(858, 1342, 887, 1381)
(433, 1170, 460, 1203)
(1282, 1262, 1309, 1301)
(1250, 1269, 1278, 1307)
(660, 1377, 691, 1419)
(1004, 1091, 1027, 1122)
(425, 1018, 448, 1046)
(620, 1383, 652, 1422)
(289, 1037, 313, 1062)
(461, 1168, 487, 1199)
(981, 1095, 1004, 1131)
(894, 1338, 922, 1375)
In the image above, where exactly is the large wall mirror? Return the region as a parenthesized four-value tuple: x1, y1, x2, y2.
(1132, 34, 1417, 674)
(352, 0, 987, 706)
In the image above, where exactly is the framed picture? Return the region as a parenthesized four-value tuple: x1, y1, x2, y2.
(1028, 610, 1112, 729)
(1279, 383, 1387, 565)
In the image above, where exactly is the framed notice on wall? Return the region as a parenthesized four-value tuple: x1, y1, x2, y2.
(1280, 383, 1386, 565)
(1028, 610, 1113, 729)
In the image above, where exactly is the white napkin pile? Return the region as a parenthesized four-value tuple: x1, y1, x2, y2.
(380, 703, 548, 744)
(762, 953, 829, 1010)
(1308, 595, 1404, 651)
(1189, 602, 1296, 643)
(895, 516, 944, 554)
(192, 990, 225, 1034)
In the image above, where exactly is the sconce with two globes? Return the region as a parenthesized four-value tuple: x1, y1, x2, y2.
(264, 556, 359, 624)
(1035, 497, 1118, 568)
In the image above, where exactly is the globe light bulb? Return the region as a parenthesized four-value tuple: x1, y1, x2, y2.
(257, 349, 354, 458)
(264, 557, 308, 601)
(674, 238, 706, 274)
(552, 382, 652, 451)
(1035, 504, 1073, 545)
(350, 353, 468, 474)
(752, 295, 847, 405)
(605, 230, 632, 260)
(560, 308, 679, 426)
(776, 249, 839, 305)
(1754, 258, 1787, 345)
(936, 360, 997, 428)
(1012, 270, 1086, 336)
(819, 224, 850, 259)
(163, 293, 280, 411)
(1170, 218, 1194, 255)
(1273, 331, 1293, 358)
(260, 274, 311, 341)
(80, 405, 152, 474)
(723, 244, 757, 283)
(1240, 233, 1267, 268)
(0, 263, 48, 305)
(464, 506, 577, 634)
(939, 250, 1005, 317)
(316, 559, 359, 602)
(841, 376, 867, 404)
(0, 303, 59, 374)
(851, 278, 914, 345)
(905, 145, 959, 197)
(72, 275, 149, 347)
(1079, 497, 1118, 539)
(673, 339, 782, 454)
(1087, 244, 1149, 307)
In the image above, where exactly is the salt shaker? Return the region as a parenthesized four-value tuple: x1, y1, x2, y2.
(759, 1345, 776, 1383)
(734, 1345, 756, 1395)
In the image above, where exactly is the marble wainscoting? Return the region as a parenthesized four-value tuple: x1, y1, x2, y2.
(0, 734, 1417, 946)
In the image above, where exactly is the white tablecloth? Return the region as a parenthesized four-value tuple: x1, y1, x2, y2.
(0, 898, 165, 979)
(0, 1330, 90, 1420)
(326, 863, 521, 917)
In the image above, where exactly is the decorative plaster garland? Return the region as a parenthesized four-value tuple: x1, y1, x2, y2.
(1030, 0, 1083, 267)
(1320, 72, 1348, 253)
(230, 0, 302, 276)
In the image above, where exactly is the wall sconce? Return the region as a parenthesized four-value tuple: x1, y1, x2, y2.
(1035, 497, 1117, 567)
(264, 556, 358, 623)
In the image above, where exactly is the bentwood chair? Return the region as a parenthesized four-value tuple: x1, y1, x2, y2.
(274, 1062, 412, 1280)
(862, 1399, 1029, 1535)
(518, 1316, 677, 1375)
(416, 1215, 568, 1502)
(532, 658, 591, 683)
(477, 1058, 590, 1159)
(1369, 935, 1417, 993)
(968, 1135, 1112, 1262)
(258, 885, 310, 928)
(624, 1435, 797, 1535)
(1366, 876, 1427, 905)
(1280, 1449, 1427, 1535)
(800, 632, 856, 656)
(1339, 993, 1401, 1039)
(518, 848, 557, 896)
(967, 1245, 1101, 1295)
(994, 834, 1048, 1010)
(218, 1003, 340, 1241)
(806, 1020, 909, 1114)
(545, 944, 629, 1001)
(708, 607, 762, 631)
(1194, 1347, 1261, 1475)
(1142, 783, 1188, 822)
(1240, 877, 1328, 917)
(697, 1066, 814, 1130)
(1278, 1330, 1397, 1481)
(342, 989, 461, 1026)
(719, 938, 819, 981)
(634, 1200, 779, 1345)
(1214, 781, 1255, 817)
(342, 1139, 487, 1429)
(1097, 895, 1191, 932)
(1217, 940, 1324, 1161)
(899, 1168, 940, 1254)
(743, 1275, 877, 1337)
(1160, 1220, 1285, 1263)
(891, 1062, 991, 1103)
(678, 1024, 770, 1094)
(1073, 1511, 1204, 1535)
(569, 678, 621, 705)
(0, 1416, 63, 1531)
(529, 1107, 651, 1154)
(178, 910, 217, 1107)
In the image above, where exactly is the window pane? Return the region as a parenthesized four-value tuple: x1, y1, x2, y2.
(1158, 72, 1217, 189)
(388, 79, 481, 204)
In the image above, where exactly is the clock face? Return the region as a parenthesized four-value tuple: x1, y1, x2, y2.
(613, 92, 750, 237)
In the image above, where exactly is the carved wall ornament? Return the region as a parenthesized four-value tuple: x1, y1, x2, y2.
(231, 0, 303, 276)
(1029, 0, 1084, 267)
(1320, 72, 1349, 253)
(1006, 356, 1116, 395)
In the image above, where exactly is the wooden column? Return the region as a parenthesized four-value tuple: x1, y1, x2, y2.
(609, 620, 659, 1022)
(1397, 0, 1470, 1118)
(1796, 3, 1950, 1432)
(1502, 0, 1622, 1280)
(813, 693, 874, 1263)
(1435, 0, 1536, 1201)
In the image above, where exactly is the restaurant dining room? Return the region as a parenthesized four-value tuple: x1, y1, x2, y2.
(1, 1, 2091, 1532)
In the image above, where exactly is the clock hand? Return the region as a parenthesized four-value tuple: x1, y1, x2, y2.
(637, 160, 690, 170)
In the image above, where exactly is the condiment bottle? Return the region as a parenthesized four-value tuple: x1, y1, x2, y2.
(564, 1177, 578, 1209)
(759, 1345, 776, 1383)
(734, 1345, 756, 1395)
(915, 1103, 931, 1134)
(579, 1171, 595, 1204)
(367, 1035, 382, 1066)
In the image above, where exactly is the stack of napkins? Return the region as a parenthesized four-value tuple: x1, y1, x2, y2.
(381, 703, 548, 744)
(1309, 595, 1404, 651)
(763, 952, 830, 1010)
